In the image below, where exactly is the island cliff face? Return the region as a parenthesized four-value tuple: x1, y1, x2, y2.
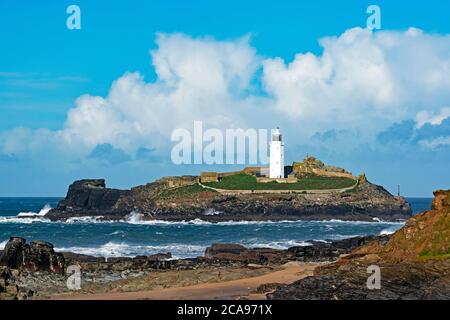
(45, 176, 411, 222)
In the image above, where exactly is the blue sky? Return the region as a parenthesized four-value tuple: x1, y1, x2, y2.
(1, 0, 450, 196)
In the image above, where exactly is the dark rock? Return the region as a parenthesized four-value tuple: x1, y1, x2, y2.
(252, 283, 284, 294)
(287, 236, 389, 261)
(0, 237, 26, 269)
(148, 252, 172, 261)
(0, 237, 65, 273)
(61, 252, 106, 264)
(45, 179, 131, 220)
(0, 266, 34, 300)
(268, 260, 450, 300)
(203, 236, 387, 264)
(204, 244, 291, 264)
(205, 244, 247, 258)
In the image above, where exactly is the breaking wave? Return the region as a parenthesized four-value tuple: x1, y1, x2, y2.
(16, 203, 52, 217)
(0, 239, 8, 250)
(54, 239, 321, 259)
(55, 241, 206, 259)
(242, 240, 313, 249)
(379, 225, 402, 235)
(0, 203, 53, 223)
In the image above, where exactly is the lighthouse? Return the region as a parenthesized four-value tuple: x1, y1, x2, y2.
(269, 127, 284, 179)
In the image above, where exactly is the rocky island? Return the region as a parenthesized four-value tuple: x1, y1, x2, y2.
(45, 157, 411, 222)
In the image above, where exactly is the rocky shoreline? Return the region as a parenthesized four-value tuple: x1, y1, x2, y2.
(268, 190, 450, 300)
(43, 177, 412, 222)
(0, 235, 385, 299)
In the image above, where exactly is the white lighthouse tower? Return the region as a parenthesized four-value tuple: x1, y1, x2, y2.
(269, 127, 284, 179)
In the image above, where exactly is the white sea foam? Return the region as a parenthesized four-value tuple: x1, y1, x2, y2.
(126, 211, 144, 224)
(0, 239, 8, 250)
(325, 219, 406, 226)
(55, 242, 206, 259)
(203, 208, 221, 216)
(0, 216, 51, 224)
(16, 203, 52, 217)
(0, 205, 408, 228)
(53, 239, 327, 259)
(65, 216, 107, 224)
(243, 240, 312, 249)
(379, 225, 402, 235)
(0, 203, 54, 224)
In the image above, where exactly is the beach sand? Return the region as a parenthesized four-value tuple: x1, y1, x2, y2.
(51, 262, 319, 300)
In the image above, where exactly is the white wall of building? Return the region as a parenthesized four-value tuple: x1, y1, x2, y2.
(269, 128, 284, 178)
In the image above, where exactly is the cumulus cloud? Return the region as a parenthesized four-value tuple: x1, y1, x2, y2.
(263, 27, 450, 140)
(1, 27, 450, 163)
(57, 33, 261, 156)
(416, 106, 450, 128)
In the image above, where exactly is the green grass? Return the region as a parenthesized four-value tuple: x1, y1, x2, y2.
(419, 248, 450, 260)
(203, 173, 356, 191)
(159, 183, 213, 198)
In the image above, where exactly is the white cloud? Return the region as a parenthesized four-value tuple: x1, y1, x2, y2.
(57, 33, 260, 155)
(262, 27, 450, 140)
(2, 28, 450, 160)
(415, 106, 450, 128)
(418, 136, 450, 149)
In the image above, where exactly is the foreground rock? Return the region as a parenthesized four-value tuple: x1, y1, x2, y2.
(0, 235, 379, 299)
(0, 237, 64, 273)
(268, 190, 450, 300)
(0, 237, 65, 300)
(45, 176, 411, 222)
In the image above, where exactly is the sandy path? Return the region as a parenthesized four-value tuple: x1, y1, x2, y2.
(52, 262, 318, 300)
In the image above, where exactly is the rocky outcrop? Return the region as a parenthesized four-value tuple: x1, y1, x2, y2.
(287, 236, 390, 262)
(0, 237, 65, 273)
(205, 244, 247, 258)
(267, 259, 450, 300)
(0, 237, 65, 300)
(45, 176, 411, 222)
(46, 179, 130, 220)
(268, 190, 450, 300)
(203, 236, 388, 264)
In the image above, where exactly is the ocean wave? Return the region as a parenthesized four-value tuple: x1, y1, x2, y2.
(379, 225, 402, 235)
(0, 239, 8, 250)
(242, 240, 313, 249)
(55, 241, 206, 259)
(0, 206, 408, 227)
(0, 216, 51, 224)
(16, 203, 52, 217)
(65, 216, 108, 224)
(53, 239, 331, 259)
(325, 219, 405, 226)
(0, 203, 53, 224)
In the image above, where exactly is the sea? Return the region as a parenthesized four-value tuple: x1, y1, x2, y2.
(0, 197, 432, 259)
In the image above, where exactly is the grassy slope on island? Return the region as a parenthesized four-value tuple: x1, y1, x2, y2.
(203, 173, 356, 191)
